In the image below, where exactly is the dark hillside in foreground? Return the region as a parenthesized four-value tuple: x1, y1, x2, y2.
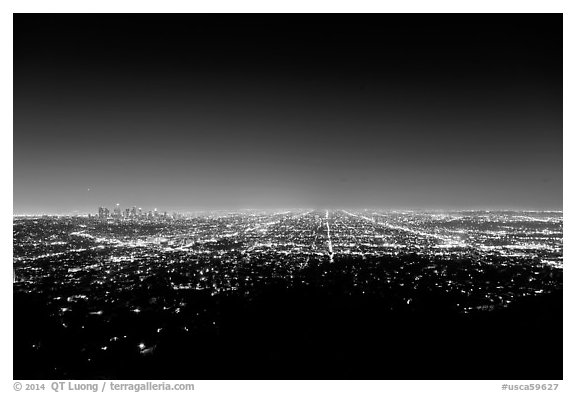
(14, 269, 562, 380)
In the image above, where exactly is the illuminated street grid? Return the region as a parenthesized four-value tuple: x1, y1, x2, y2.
(13, 209, 562, 364)
(14, 208, 562, 291)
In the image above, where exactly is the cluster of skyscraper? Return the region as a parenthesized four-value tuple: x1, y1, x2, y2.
(96, 204, 182, 221)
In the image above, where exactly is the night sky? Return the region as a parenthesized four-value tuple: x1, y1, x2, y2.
(14, 14, 562, 214)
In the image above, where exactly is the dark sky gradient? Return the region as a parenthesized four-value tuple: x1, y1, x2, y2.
(14, 14, 562, 214)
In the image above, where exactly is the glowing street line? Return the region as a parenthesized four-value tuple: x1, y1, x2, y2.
(325, 210, 334, 262)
